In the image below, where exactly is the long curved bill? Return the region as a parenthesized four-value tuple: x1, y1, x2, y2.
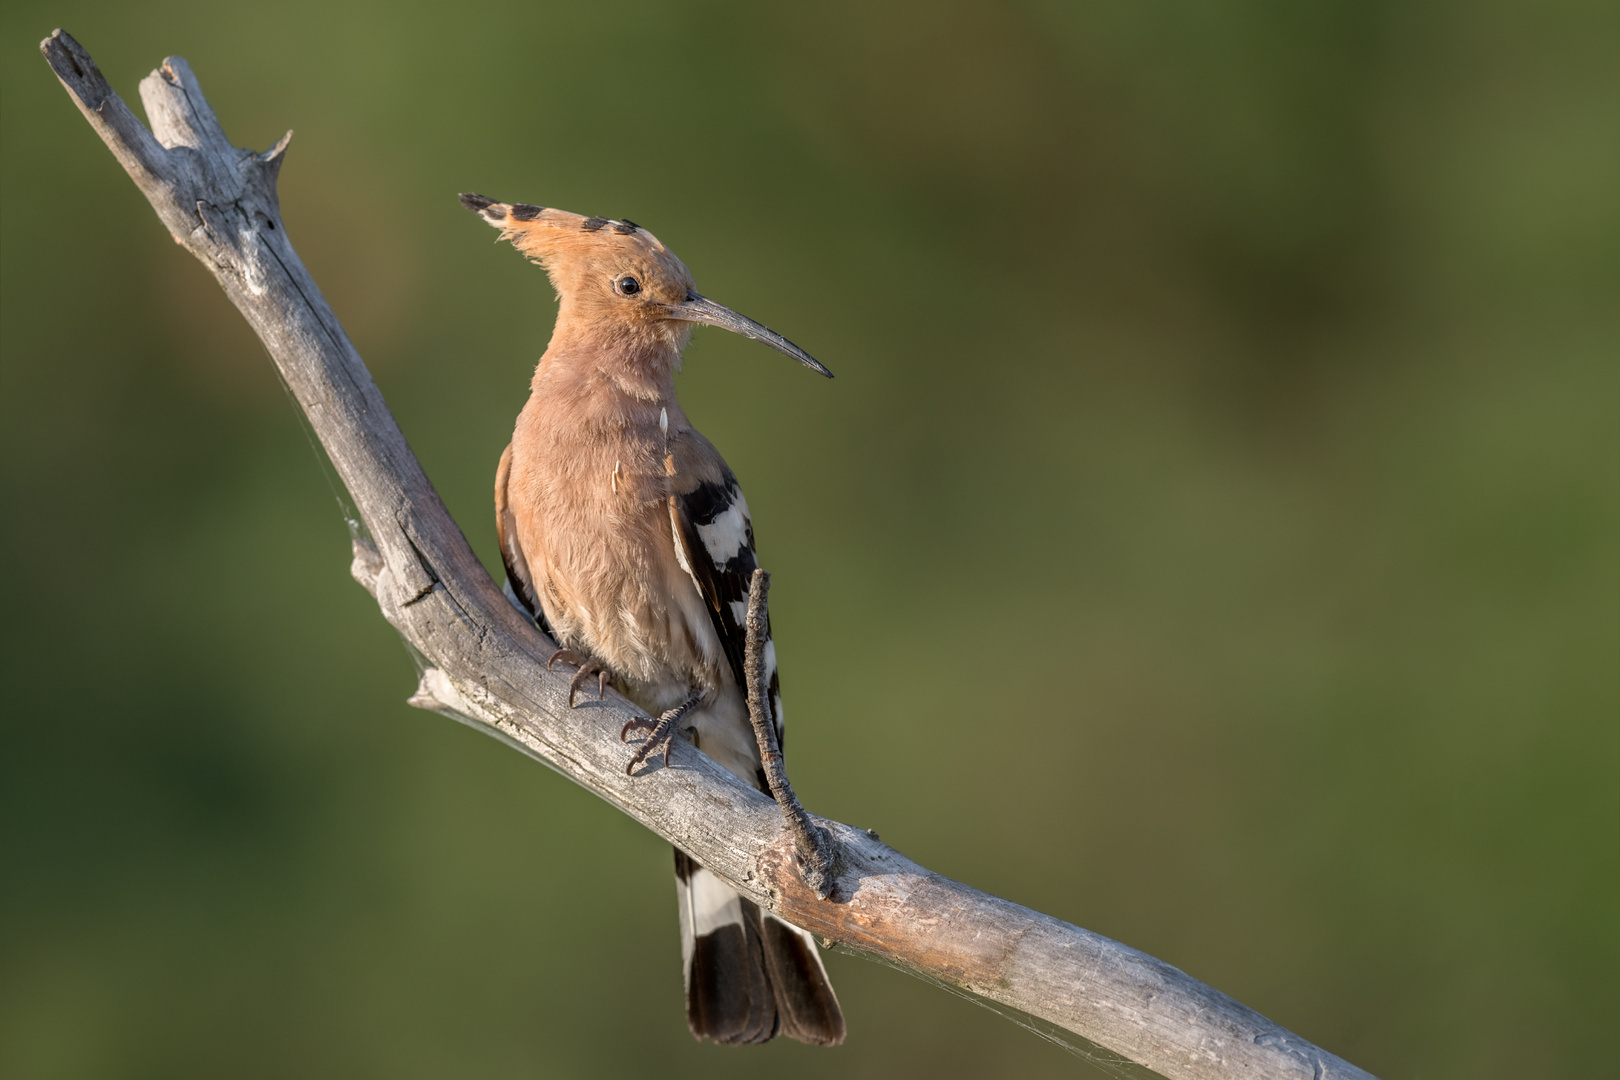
(667, 292, 833, 378)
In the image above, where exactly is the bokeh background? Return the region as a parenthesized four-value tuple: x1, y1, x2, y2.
(3, 2, 1615, 1077)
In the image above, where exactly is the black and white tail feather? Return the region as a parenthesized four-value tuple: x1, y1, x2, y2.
(675, 850, 842, 1044)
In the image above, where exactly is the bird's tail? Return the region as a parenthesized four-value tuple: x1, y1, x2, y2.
(674, 848, 845, 1045)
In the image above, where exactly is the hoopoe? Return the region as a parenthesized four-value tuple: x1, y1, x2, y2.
(460, 193, 844, 1046)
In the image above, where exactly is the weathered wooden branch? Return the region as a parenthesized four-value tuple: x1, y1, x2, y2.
(41, 29, 1377, 1080)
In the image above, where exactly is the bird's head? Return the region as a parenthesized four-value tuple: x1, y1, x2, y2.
(460, 194, 830, 377)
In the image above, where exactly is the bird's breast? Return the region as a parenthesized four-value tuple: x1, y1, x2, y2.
(508, 406, 721, 695)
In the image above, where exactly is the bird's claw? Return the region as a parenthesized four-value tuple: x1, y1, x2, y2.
(621, 712, 692, 775)
(547, 647, 611, 708)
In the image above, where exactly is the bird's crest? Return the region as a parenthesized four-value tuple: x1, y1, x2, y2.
(459, 192, 673, 265)
(459, 191, 696, 312)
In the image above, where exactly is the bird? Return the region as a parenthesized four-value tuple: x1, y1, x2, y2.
(459, 192, 845, 1046)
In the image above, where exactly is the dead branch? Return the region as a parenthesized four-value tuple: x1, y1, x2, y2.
(40, 29, 1376, 1080)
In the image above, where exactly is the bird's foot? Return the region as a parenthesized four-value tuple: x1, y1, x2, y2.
(547, 647, 612, 708)
(621, 693, 702, 776)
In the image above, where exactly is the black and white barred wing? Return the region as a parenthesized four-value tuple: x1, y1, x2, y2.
(668, 469, 845, 1046)
(669, 469, 783, 744)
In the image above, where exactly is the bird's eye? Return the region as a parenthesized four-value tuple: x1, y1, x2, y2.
(616, 275, 641, 296)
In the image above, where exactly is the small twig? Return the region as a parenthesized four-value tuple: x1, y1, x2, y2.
(742, 569, 840, 899)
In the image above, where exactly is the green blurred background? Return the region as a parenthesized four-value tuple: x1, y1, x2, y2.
(3, 2, 1615, 1077)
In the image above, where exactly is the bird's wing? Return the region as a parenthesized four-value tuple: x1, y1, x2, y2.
(495, 442, 545, 628)
(668, 448, 843, 1046)
(668, 467, 783, 746)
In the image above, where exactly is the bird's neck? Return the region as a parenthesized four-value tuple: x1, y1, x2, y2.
(535, 313, 683, 404)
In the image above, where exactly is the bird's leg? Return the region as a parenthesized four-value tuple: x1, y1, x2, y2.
(547, 647, 612, 708)
(742, 569, 840, 900)
(621, 691, 703, 775)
